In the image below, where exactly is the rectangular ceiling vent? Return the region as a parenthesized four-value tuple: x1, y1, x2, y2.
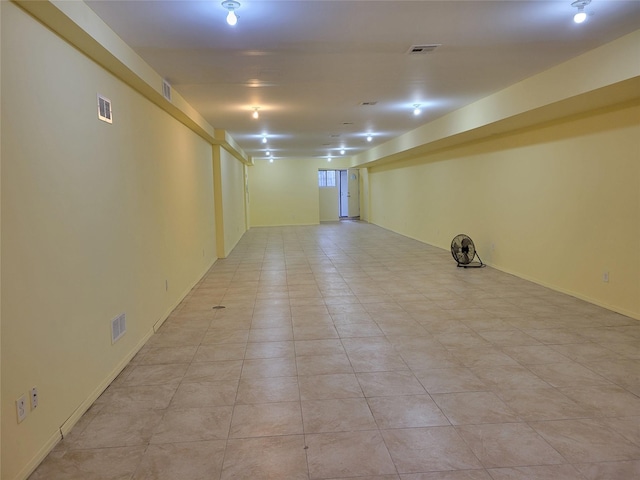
(359, 101, 378, 106)
(162, 79, 172, 102)
(97, 94, 112, 124)
(407, 44, 441, 55)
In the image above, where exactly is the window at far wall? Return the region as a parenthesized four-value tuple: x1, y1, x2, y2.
(318, 170, 337, 187)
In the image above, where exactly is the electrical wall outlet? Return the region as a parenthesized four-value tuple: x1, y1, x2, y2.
(16, 395, 27, 423)
(30, 387, 39, 410)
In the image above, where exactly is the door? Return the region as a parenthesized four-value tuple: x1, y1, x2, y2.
(347, 169, 360, 218)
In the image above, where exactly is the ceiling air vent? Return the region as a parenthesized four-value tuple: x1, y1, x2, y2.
(359, 101, 378, 106)
(162, 79, 172, 102)
(407, 44, 441, 55)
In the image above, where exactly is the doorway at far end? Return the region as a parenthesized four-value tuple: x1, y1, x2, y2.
(339, 169, 360, 219)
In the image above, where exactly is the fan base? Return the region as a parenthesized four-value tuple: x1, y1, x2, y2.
(457, 262, 485, 268)
(456, 253, 485, 269)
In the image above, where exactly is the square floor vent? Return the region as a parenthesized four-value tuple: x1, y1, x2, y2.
(111, 313, 126, 344)
(97, 94, 113, 123)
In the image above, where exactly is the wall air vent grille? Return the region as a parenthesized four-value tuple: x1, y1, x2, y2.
(97, 94, 112, 123)
(407, 44, 441, 55)
(111, 313, 126, 344)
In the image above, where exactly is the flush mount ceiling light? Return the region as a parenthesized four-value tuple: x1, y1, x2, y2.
(252, 107, 259, 119)
(327, 156, 332, 162)
(366, 134, 373, 142)
(222, 0, 240, 26)
(340, 149, 346, 155)
(262, 135, 267, 144)
(413, 104, 422, 116)
(572, 0, 591, 23)
(269, 158, 274, 163)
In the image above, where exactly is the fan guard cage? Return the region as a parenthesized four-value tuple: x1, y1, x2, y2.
(451, 234, 485, 268)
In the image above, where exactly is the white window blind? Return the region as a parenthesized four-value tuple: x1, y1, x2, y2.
(318, 170, 336, 187)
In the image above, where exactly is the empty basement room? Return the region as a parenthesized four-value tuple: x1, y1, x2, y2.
(1, 1, 640, 479)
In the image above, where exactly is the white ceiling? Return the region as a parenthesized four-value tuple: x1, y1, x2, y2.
(86, 0, 640, 161)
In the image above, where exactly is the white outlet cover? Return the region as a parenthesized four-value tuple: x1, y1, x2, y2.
(16, 395, 27, 423)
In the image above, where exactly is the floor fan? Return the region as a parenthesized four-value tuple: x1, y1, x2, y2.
(451, 234, 485, 268)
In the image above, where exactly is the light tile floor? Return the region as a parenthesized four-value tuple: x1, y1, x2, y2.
(31, 223, 640, 479)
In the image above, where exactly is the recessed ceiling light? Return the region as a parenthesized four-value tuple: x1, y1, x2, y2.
(244, 79, 277, 88)
(413, 104, 422, 116)
(262, 136, 267, 144)
(269, 158, 274, 163)
(340, 149, 346, 155)
(252, 107, 260, 119)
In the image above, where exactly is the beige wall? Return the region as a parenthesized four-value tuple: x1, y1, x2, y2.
(359, 168, 370, 223)
(1, 3, 217, 479)
(369, 101, 640, 319)
(220, 147, 248, 256)
(0, 2, 3, 475)
(249, 158, 350, 227)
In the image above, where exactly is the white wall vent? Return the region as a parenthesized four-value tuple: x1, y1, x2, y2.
(97, 94, 113, 123)
(111, 313, 126, 344)
(162, 80, 172, 102)
(407, 44, 441, 55)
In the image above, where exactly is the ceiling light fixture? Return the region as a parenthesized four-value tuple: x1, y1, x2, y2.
(327, 156, 332, 162)
(572, 0, 590, 23)
(266, 150, 271, 156)
(262, 135, 267, 144)
(252, 107, 259, 119)
(269, 158, 274, 163)
(366, 135, 373, 142)
(413, 104, 422, 116)
(340, 149, 346, 155)
(222, 0, 240, 26)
